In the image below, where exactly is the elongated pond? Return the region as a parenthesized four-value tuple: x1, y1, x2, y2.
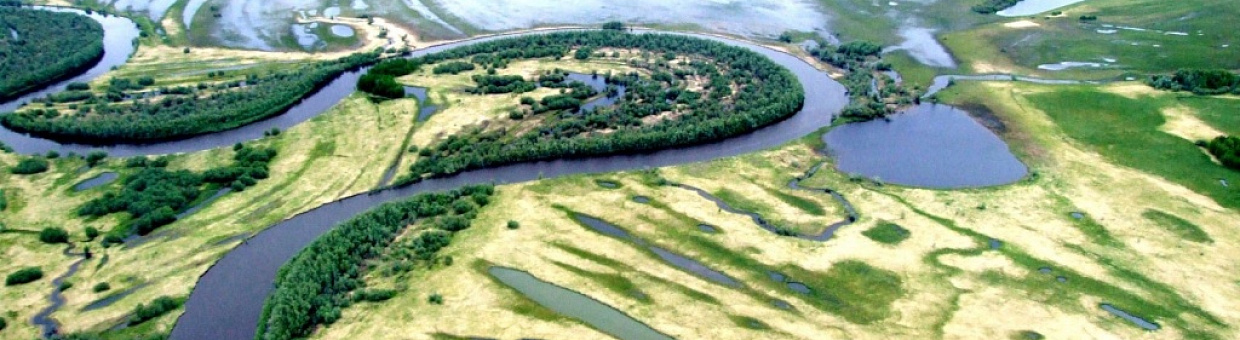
(489, 267, 673, 340)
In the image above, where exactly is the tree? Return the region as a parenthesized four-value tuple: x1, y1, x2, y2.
(92, 282, 111, 292)
(507, 220, 520, 229)
(602, 21, 625, 31)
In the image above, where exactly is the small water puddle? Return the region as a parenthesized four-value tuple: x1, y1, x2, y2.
(696, 224, 719, 234)
(73, 172, 119, 191)
(1100, 304, 1161, 330)
(488, 267, 673, 340)
(330, 25, 355, 38)
(631, 195, 650, 204)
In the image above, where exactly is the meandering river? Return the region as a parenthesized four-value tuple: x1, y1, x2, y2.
(0, 12, 1031, 339)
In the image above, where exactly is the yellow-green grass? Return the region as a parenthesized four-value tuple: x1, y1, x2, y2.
(318, 79, 1240, 339)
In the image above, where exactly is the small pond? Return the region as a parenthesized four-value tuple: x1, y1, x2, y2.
(73, 172, 119, 191)
(330, 24, 355, 38)
(825, 104, 1028, 188)
(489, 267, 673, 340)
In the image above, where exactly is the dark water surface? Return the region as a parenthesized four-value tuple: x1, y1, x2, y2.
(824, 103, 1028, 188)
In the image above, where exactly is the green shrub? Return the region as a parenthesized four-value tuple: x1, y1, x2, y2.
(10, 157, 49, 174)
(507, 220, 520, 229)
(6, 267, 43, 285)
(427, 293, 444, 305)
(862, 223, 910, 245)
(92, 282, 111, 293)
(84, 227, 99, 241)
(39, 227, 70, 244)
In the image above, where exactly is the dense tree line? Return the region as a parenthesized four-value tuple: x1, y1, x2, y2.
(355, 31, 803, 183)
(79, 145, 276, 243)
(971, 0, 1022, 14)
(256, 186, 494, 340)
(0, 7, 104, 100)
(1206, 136, 1240, 171)
(1, 52, 380, 142)
(1149, 69, 1240, 95)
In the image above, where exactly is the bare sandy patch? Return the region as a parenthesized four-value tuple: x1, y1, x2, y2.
(1159, 105, 1226, 142)
(1004, 20, 1041, 29)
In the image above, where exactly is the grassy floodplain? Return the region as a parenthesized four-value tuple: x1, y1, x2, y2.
(302, 82, 1240, 339)
(942, 0, 1240, 78)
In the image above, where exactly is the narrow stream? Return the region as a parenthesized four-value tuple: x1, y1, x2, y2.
(32, 245, 89, 338)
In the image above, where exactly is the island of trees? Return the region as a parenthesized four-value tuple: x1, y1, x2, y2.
(0, 52, 379, 142)
(257, 186, 495, 340)
(356, 30, 804, 184)
(1148, 69, 1240, 95)
(0, 5, 104, 100)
